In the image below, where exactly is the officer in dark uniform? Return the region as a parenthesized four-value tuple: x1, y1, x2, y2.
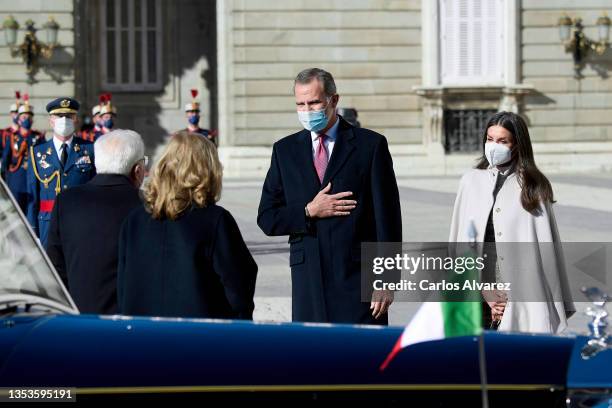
(1, 95, 44, 212)
(182, 89, 217, 145)
(27, 97, 96, 247)
(1, 92, 21, 160)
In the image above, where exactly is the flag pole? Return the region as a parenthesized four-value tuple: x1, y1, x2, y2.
(478, 331, 489, 408)
(468, 219, 489, 408)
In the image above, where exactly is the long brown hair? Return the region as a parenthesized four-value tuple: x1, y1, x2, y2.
(476, 111, 554, 215)
(144, 131, 222, 220)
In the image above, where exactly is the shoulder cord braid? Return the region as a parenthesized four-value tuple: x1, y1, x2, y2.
(8, 132, 27, 173)
(1, 129, 8, 148)
(29, 146, 61, 195)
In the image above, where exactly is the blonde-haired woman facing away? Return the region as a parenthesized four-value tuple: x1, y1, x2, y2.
(117, 131, 257, 319)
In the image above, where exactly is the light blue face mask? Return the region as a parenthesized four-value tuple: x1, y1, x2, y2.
(297, 101, 330, 133)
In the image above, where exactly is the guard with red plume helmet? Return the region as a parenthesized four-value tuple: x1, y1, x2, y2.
(1, 92, 44, 213)
(181, 88, 217, 145)
(80, 94, 107, 142)
(2, 90, 23, 157)
(98, 93, 117, 136)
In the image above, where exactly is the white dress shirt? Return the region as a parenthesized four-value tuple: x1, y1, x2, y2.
(311, 117, 339, 160)
(53, 136, 73, 161)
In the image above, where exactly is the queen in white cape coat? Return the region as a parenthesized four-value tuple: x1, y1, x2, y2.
(449, 166, 575, 333)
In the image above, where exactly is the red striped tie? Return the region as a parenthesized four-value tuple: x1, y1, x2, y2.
(314, 134, 328, 184)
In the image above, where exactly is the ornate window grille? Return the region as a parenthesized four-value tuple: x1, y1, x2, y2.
(444, 109, 496, 153)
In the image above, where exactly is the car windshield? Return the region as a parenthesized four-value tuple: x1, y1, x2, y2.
(0, 179, 76, 314)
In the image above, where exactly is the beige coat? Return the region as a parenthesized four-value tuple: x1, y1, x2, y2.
(449, 167, 575, 333)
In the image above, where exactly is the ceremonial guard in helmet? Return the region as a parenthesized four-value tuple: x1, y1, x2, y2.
(1, 94, 44, 212)
(80, 97, 103, 142)
(1, 91, 22, 159)
(98, 93, 117, 137)
(182, 89, 217, 145)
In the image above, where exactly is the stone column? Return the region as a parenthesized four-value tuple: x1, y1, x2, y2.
(415, 86, 445, 156)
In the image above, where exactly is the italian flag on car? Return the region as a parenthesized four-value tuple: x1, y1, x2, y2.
(379, 301, 482, 371)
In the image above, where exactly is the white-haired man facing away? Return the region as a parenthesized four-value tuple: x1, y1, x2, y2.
(46, 129, 147, 314)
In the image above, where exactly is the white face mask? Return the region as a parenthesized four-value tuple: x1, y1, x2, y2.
(485, 142, 512, 167)
(53, 117, 75, 137)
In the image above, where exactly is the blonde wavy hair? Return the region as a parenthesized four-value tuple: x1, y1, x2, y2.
(145, 131, 222, 220)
